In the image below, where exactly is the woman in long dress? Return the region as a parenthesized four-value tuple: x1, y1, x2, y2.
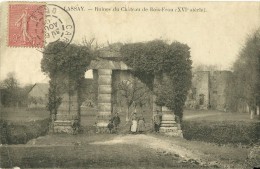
(130, 113, 137, 133)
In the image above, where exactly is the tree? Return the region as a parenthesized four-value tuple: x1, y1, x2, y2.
(227, 29, 260, 117)
(0, 72, 31, 107)
(41, 41, 95, 128)
(120, 40, 192, 121)
(116, 77, 151, 121)
(80, 79, 97, 108)
(1, 72, 19, 107)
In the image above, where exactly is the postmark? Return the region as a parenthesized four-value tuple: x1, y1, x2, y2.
(8, 3, 75, 52)
(42, 4, 75, 53)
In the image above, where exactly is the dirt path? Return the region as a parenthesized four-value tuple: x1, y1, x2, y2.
(91, 134, 219, 166)
(91, 134, 244, 169)
(91, 134, 202, 161)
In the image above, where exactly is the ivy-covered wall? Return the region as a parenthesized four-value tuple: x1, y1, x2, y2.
(120, 40, 192, 121)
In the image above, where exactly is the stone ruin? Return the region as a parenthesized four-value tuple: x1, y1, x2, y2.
(53, 46, 183, 136)
(160, 107, 183, 137)
(54, 93, 78, 134)
(185, 71, 233, 111)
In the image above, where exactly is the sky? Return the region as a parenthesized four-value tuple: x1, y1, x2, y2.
(1, 1, 260, 86)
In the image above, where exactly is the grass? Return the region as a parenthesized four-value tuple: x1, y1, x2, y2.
(1, 107, 259, 168)
(0, 107, 49, 122)
(26, 133, 116, 145)
(1, 106, 257, 126)
(0, 136, 211, 169)
(1, 107, 259, 144)
(1, 133, 256, 168)
(183, 109, 259, 122)
(0, 107, 49, 144)
(151, 133, 251, 168)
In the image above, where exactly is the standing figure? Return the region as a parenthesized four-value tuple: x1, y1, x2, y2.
(112, 112, 121, 132)
(130, 113, 138, 134)
(137, 117, 145, 134)
(15, 8, 38, 44)
(153, 110, 161, 132)
(107, 119, 114, 134)
(72, 118, 80, 135)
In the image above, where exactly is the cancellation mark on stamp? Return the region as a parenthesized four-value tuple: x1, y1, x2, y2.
(39, 4, 75, 53)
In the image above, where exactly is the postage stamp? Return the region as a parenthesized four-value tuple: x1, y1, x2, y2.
(8, 3, 45, 48)
(8, 3, 75, 50)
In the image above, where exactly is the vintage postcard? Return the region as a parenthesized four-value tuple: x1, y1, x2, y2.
(0, 1, 260, 169)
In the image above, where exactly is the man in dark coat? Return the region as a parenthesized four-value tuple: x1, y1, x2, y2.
(107, 119, 114, 133)
(112, 112, 121, 132)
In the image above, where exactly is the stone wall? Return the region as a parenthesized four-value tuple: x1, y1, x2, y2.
(185, 71, 233, 111)
(185, 71, 210, 109)
(54, 93, 78, 133)
(210, 71, 232, 111)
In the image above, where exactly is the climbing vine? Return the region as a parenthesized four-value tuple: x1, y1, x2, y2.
(120, 40, 192, 121)
(41, 41, 95, 127)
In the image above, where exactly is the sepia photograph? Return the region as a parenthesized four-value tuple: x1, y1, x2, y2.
(0, 1, 260, 169)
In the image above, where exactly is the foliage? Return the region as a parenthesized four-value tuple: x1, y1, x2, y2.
(116, 78, 151, 121)
(0, 119, 49, 144)
(41, 41, 95, 124)
(28, 96, 45, 105)
(227, 30, 260, 112)
(41, 41, 94, 82)
(0, 120, 8, 144)
(247, 145, 260, 168)
(0, 72, 19, 106)
(120, 40, 192, 121)
(182, 120, 260, 145)
(79, 79, 96, 107)
(0, 72, 31, 107)
(46, 79, 62, 117)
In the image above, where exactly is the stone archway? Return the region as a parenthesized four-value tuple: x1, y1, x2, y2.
(53, 55, 182, 136)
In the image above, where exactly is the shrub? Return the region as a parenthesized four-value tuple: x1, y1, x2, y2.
(247, 145, 260, 168)
(182, 121, 260, 145)
(0, 120, 8, 144)
(0, 119, 49, 144)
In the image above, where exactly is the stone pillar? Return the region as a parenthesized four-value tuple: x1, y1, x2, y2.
(54, 93, 78, 134)
(96, 69, 112, 133)
(159, 107, 183, 137)
(152, 74, 162, 116)
(152, 95, 162, 116)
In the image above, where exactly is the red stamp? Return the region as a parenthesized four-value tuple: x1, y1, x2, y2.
(8, 3, 45, 48)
